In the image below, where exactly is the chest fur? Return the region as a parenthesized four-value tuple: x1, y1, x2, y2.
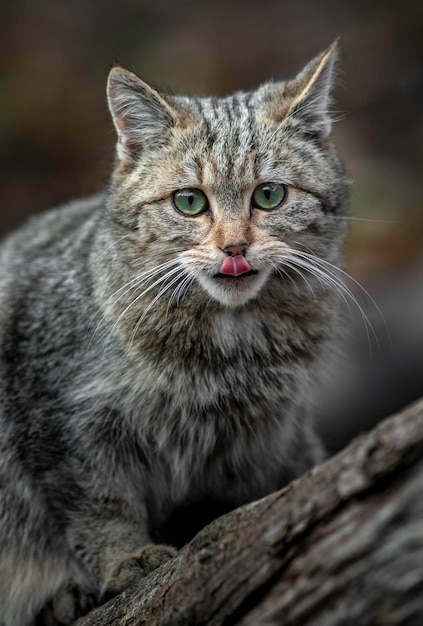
(73, 301, 324, 500)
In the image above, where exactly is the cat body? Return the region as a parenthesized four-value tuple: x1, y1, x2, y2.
(0, 42, 347, 625)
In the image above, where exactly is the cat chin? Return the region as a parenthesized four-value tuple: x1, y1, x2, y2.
(198, 269, 270, 308)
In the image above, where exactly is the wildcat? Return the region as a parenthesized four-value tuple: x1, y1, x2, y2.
(0, 41, 347, 625)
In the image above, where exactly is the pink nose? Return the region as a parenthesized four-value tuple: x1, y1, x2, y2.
(223, 242, 248, 256)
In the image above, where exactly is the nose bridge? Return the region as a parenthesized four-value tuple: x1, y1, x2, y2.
(214, 212, 250, 252)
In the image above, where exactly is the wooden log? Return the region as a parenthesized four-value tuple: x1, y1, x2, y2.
(75, 398, 423, 625)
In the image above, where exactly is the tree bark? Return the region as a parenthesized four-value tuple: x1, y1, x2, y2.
(75, 398, 423, 626)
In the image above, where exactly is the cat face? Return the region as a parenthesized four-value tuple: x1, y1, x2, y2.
(107, 42, 347, 310)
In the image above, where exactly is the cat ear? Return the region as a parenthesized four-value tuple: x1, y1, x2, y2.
(107, 67, 179, 161)
(261, 40, 339, 139)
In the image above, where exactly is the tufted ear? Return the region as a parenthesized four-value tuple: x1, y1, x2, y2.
(260, 40, 339, 140)
(107, 67, 180, 161)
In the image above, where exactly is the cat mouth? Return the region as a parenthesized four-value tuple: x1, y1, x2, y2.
(213, 269, 259, 279)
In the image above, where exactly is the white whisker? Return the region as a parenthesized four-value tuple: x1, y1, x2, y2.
(167, 272, 196, 312)
(329, 216, 398, 224)
(286, 254, 354, 313)
(268, 260, 301, 295)
(279, 246, 385, 354)
(101, 262, 185, 350)
(290, 245, 390, 346)
(87, 257, 182, 349)
(276, 258, 318, 298)
(94, 233, 134, 260)
(129, 268, 189, 347)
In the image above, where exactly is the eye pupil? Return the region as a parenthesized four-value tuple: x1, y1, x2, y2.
(173, 188, 209, 216)
(252, 182, 287, 211)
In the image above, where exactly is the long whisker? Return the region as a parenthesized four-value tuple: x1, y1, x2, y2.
(94, 258, 182, 321)
(102, 263, 185, 350)
(290, 246, 390, 345)
(281, 253, 354, 312)
(281, 248, 380, 353)
(267, 259, 301, 295)
(287, 252, 365, 311)
(87, 258, 182, 349)
(276, 258, 318, 299)
(329, 216, 398, 224)
(131, 247, 184, 268)
(167, 271, 196, 312)
(129, 267, 189, 347)
(94, 233, 134, 261)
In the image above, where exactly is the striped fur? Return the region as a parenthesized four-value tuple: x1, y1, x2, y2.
(0, 42, 348, 625)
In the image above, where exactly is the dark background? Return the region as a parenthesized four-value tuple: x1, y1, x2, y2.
(1, 0, 422, 451)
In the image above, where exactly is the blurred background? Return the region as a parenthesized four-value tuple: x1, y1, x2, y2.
(1, 0, 422, 452)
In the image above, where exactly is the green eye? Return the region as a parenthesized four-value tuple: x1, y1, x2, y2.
(173, 188, 209, 216)
(251, 182, 287, 211)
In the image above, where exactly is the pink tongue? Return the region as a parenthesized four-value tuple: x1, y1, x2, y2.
(219, 255, 251, 277)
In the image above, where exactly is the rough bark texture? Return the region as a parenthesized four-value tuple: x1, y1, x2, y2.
(75, 398, 423, 626)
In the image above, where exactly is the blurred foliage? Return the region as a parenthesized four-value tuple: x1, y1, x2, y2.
(1, 0, 422, 444)
(1, 0, 422, 278)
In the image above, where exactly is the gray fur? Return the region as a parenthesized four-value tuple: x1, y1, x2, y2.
(0, 42, 348, 625)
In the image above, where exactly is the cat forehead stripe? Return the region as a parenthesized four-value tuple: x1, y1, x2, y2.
(191, 93, 257, 180)
(194, 92, 253, 122)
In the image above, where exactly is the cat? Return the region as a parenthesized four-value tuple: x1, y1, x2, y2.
(0, 41, 348, 625)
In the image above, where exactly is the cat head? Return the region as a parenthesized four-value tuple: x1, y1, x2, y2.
(106, 41, 347, 310)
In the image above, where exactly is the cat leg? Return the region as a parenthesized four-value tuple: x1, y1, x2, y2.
(35, 583, 97, 626)
(101, 543, 177, 602)
(34, 528, 176, 623)
(66, 505, 177, 608)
